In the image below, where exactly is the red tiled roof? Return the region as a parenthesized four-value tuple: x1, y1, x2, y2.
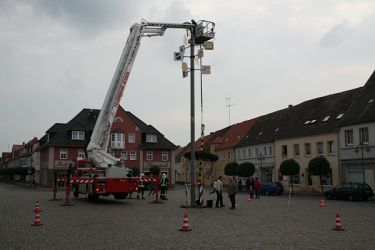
(12, 145, 23, 151)
(216, 118, 257, 151)
(2, 152, 11, 158)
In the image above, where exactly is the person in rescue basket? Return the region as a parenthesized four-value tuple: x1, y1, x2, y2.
(137, 173, 146, 199)
(160, 173, 169, 200)
(228, 177, 238, 209)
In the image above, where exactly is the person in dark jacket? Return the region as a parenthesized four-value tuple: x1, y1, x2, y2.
(228, 178, 238, 209)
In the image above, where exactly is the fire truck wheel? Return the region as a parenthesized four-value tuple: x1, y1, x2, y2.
(88, 194, 99, 201)
(114, 193, 127, 199)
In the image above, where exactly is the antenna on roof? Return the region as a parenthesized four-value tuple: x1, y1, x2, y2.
(226, 97, 237, 126)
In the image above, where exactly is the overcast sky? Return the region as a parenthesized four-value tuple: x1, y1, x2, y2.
(1, 0, 375, 153)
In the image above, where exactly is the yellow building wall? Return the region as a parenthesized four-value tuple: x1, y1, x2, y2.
(275, 133, 339, 192)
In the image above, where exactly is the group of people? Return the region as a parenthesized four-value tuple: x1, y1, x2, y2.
(211, 176, 261, 209)
(136, 173, 169, 200)
(246, 177, 261, 199)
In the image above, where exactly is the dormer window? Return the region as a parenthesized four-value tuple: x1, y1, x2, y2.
(336, 113, 344, 120)
(146, 134, 157, 143)
(114, 117, 124, 123)
(72, 131, 85, 140)
(322, 116, 330, 122)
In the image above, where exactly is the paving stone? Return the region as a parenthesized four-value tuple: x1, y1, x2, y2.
(1, 182, 374, 249)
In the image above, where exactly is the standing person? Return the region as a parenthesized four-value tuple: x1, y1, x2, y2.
(215, 176, 224, 208)
(160, 173, 169, 200)
(238, 178, 242, 192)
(246, 177, 251, 192)
(137, 173, 146, 199)
(254, 177, 261, 199)
(250, 177, 255, 199)
(228, 178, 238, 209)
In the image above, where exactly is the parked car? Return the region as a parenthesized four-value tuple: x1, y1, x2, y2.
(324, 183, 374, 201)
(259, 182, 284, 195)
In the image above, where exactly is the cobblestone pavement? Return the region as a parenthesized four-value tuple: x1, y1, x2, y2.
(1, 182, 375, 250)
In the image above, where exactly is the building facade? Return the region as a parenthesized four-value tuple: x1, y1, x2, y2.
(339, 71, 375, 190)
(37, 106, 176, 187)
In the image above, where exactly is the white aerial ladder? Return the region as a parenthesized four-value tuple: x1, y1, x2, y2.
(86, 19, 215, 178)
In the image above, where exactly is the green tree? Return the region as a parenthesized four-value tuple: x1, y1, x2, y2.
(149, 165, 160, 176)
(308, 156, 330, 195)
(132, 168, 140, 177)
(237, 162, 255, 177)
(280, 159, 300, 194)
(224, 162, 239, 177)
(183, 151, 219, 162)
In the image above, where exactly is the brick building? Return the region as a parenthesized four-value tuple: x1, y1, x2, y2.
(37, 106, 177, 186)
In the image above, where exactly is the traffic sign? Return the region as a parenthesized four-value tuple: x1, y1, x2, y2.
(201, 65, 211, 74)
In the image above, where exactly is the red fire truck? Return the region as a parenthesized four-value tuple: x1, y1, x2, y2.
(57, 20, 214, 201)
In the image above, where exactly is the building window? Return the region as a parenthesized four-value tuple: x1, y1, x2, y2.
(317, 142, 324, 155)
(146, 134, 157, 143)
(228, 152, 231, 160)
(248, 148, 252, 158)
(359, 127, 369, 144)
(236, 150, 240, 159)
(121, 151, 127, 160)
(294, 144, 300, 156)
(78, 149, 85, 159)
(130, 151, 136, 161)
(146, 151, 153, 161)
(114, 117, 123, 123)
(269, 146, 272, 157)
(72, 131, 84, 140)
(111, 133, 125, 149)
(344, 129, 354, 146)
(327, 141, 334, 154)
(162, 152, 168, 161)
(305, 143, 311, 156)
(60, 149, 67, 160)
(281, 145, 287, 157)
(128, 133, 136, 143)
(292, 174, 300, 184)
(243, 149, 246, 159)
(255, 148, 258, 157)
(263, 147, 267, 156)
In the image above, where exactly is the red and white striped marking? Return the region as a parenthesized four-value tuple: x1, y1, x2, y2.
(134, 178, 157, 182)
(31, 201, 43, 226)
(56, 178, 95, 184)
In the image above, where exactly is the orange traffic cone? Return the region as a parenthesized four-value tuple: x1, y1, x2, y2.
(332, 213, 345, 231)
(179, 210, 192, 231)
(31, 201, 43, 226)
(247, 194, 252, 202)
(320, 197, 325, 208)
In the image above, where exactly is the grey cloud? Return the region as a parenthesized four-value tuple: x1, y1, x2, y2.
(320, 20, 354, 48)
(4, 0, 142, 36)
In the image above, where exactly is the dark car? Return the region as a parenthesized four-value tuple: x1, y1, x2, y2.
(324, 183, 374, 201)
(259, 182, 284, 195)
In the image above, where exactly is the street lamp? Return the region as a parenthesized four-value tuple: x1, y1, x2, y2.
(174, 20, 215, 207)
(257, 153, 265, 183)
(355, 142, 370, 184)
